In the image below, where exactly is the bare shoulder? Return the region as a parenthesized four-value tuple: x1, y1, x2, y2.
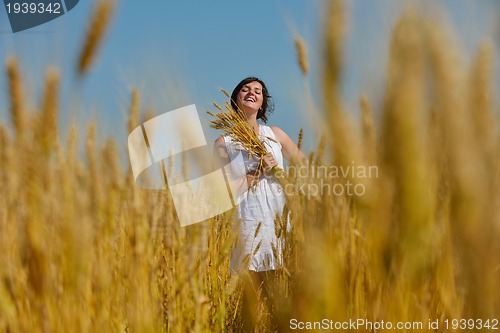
(213, 135, 228, 160)
(270, 125, 306, 162)
(270, 126, 290, 140)
(270, 125, 283, 133)
(270, 125, 284, 135)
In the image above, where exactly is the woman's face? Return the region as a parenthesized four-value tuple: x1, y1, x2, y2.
(236, 81, 264, 114)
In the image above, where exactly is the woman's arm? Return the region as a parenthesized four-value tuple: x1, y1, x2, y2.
(213, 136, 255, 190)
(213, 136, 230, 167)
(270, 126, 307, 163)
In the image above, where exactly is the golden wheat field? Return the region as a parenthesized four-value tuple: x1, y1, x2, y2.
(0, 0, 499, 332)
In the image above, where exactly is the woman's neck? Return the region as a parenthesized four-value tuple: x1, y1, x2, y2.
(245, 114, 259, 133)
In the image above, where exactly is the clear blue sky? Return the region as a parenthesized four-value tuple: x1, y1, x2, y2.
(0, 0, 499, 156)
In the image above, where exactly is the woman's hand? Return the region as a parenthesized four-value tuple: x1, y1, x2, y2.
(262, 152, 278, 171)
(246, 153, 278, 188)
(246, 173, 256, 189)
(246, 169, 263, 188)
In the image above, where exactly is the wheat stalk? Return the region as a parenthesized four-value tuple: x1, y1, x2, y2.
(40, 67, 60, 155)
(360, 94, 377, 164)
(5, 57, 25, 140)
(297, 128, 304, 151)
(127, 89, 140, 134)
(295, 36, 309, 76)
(77, 0, 115, 75)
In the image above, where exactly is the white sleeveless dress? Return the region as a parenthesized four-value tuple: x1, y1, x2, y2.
(223, 125, 287, 272)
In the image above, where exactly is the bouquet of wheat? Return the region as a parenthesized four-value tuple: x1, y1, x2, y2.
(208, 89, 287, 186)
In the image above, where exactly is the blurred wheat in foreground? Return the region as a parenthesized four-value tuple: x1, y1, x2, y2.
(0, 1, 499, 332)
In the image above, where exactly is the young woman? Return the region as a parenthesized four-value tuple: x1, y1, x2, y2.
(213, 77, 306, 274)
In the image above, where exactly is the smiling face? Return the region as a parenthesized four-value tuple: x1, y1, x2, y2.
(236, 81, 264, 115)
(230, 77, 274, 123)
